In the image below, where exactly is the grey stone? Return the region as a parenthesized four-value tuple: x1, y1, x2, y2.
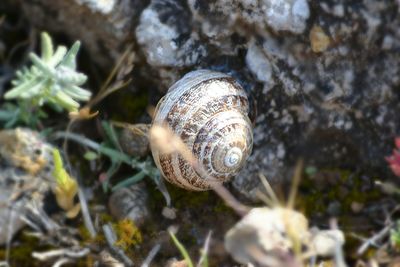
(108, 182, 150, 225)
(0, 128, 53, 245)
(6, 0, 400, 201)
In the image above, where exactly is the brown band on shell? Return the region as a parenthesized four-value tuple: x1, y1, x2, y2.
(151, 70, 254, 191)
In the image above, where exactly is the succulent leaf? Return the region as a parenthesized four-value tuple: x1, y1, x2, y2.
(41, 32, 54, 63)
(5, 32, 91, 112)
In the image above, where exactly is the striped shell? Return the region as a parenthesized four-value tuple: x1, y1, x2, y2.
(151, 70, 253, 190)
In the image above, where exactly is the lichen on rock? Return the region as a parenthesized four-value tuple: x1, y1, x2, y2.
(0, 128, 54, 245)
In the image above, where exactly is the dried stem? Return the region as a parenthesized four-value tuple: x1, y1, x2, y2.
(32, 248, 90, 261)
(102, 224, 134, 266)
(141, 244, 161, 267)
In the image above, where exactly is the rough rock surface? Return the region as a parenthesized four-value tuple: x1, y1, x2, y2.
(8, 0, 147, 68)
(6, 0, 400, 200)
(0, 128, 54, 244)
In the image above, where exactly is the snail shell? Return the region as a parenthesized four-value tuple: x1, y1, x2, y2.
(151, 70, 253, 190)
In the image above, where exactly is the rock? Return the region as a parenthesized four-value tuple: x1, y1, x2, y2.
(0, 128, 53, 245)
(263, 0, 310, 33)
(98, 250, 125, 267)
(108, 182, 150, 226)
(136, 0, 207, 68)
(188, 0, 310, 38)
(309, 228, 345, 257)
(232, 0, 400, 200)
(119, 123, 150, 158)
(225, 207, 346, 265)
(165, 258, 188, 267)
(8, 0, 146, 68)
(4, 0, 400, 201)
(245, 39, 274, 85)
(162, 206, 177, 220)
(224, 207, 309, 265)
(0, 128, 54, 176)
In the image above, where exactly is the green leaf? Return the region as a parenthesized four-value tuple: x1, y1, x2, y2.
(52, 89, 80, 111)
(102, 160, 121, 192)
(4, 116, 18, 128)
(60, 41, 80, 69)
(56, 67, 87, 86)
(84, 151, 99, 161)
(41, 32, 54, 63)
(19, 79, 47, 98)
(48, 46, 67, 67)
(4, 77, 41, 99)
(102, 121, 121, 149)
(112, 171, 146, 192)
(29, 53, 56, 77)
(0, 109, 15, 120)
(63, 85, 91, 100)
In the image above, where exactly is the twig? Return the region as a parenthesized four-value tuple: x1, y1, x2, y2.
(210, 183, 250, 216)
(20, 201, 80, 246)
(197, 231, 212, 267)
(258, 173, 280, 207)
(22, 201, 60, 232)
(330, 219, 347, 267)
(102, 224, 134, 266)
(356, 223, 393, 255)
(140, 244, 161, 267)
(53, 258, 71, 267)
(5, 206, 18, 265)
(32, 247, 90, 260)
(77, 182, 96, 238)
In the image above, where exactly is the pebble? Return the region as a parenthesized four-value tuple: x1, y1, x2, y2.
(0, 128, 53, 245)
(108, 182, 150, 226)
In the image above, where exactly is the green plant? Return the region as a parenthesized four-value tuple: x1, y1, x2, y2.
(169, 231, 210, 267)
(0, 101, 48, 128)
(0, 32, 91, 128)
(55, 121, 161, 191)
(5, 32, 91, 111)
(391, 221, 400, 250)
(52, 148, 80, 218)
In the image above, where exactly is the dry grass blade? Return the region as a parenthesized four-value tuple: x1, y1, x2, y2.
(140, 244, 161, 267)
(287, 159, 303, 210)
(32, 248, 90, 261)
(197, 231, 212, 267)
(87, 45, 135, 108)
(257, 173, 281, 207)
(149, 124, 197, 165)
(102, 224, 134, 266)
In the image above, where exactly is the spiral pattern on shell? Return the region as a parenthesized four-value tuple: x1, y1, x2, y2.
(151, 70, 253, 190)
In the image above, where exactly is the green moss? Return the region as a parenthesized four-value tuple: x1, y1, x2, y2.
(78, 224, 98, 246)
(147, 181, 214, 212)
(298, 168, 382, 216)
(213, 200, 233, 213)
(113, 219, 143, 250)
(99, 212, 114, 223)
(0, 234, 52, 266)
(109, 91, 149, 122)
